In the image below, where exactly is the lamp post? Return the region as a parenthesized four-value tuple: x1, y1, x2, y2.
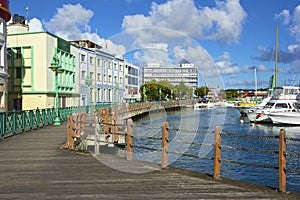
(114, 81, 119, 105)
(49, 55, 63, 125)
(85, 74, 92, 114)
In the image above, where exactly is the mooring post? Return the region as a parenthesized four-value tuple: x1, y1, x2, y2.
(161, 121, 169, 169)
(278, 129, 286, 193)
(126, 118, 133, 161)
(213, 126, 221, 179)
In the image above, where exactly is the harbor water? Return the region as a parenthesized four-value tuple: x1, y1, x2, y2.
(132, 106, 300, 193)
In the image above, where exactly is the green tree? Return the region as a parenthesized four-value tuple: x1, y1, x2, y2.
(194, 86, 209, 98)
(174, 82, 190, 99)
(225, 89, 238, 99)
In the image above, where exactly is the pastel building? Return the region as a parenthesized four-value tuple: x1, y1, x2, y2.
(0, 0, 11, 111)
(71, 40, 125, 106)
(7, 21, 80, 111)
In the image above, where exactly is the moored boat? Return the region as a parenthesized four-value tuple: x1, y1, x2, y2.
(247, 86, 299, 123)
(194, 101, 212, 109)
(269, 111, 300, 125)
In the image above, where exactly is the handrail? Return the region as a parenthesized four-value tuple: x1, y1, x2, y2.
(0, 105, 109, 139)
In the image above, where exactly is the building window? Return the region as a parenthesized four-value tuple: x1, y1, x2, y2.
(81, 54, 86, 62)
(81, 70, 86, 79)
(16, 48, 22, 59)
(16, 67, 22, 78)
(97, 88, 101, 102)
(90, 56, 93, 65)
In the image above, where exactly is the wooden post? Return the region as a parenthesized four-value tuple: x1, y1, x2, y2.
(278, 129, 286, 193)
(161, 121, 169, 169)
(67, 115, 73, 149)
(126, 118, 133, 161)
(104, 108, 109, 133)
(111, 109, 119, 143)
(81, 112, 86, 135)
(213, 126, 221, 179)
(94, 115, 100, 155)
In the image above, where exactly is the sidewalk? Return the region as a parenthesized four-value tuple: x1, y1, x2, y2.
(0, 122, 299, 199)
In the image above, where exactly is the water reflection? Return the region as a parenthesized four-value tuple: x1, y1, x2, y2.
(134, 107, 300, 193)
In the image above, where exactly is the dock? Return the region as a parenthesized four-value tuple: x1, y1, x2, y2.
(0, 122, 299, 199)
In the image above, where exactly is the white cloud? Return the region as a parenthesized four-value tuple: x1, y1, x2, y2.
(215, 52, 240, 75)
(288, 44, 298, 53)
(290, 5, 300, 42)
(28, 18, 44, 32)
(41, 3, 125, 57)
(275, 9, 291, 25)
(122, 0, 247, 44)
(120, 0, 246, 86)
(44, 4, 93, 40)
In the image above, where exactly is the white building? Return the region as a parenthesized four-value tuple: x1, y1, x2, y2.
(123, 62, 140, 102)
(71, 40, 125, 106)
(143, 63, 198, 89)
(0, 0, 11, 111)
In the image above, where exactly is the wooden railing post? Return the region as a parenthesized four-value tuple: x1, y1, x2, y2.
(104, 108, 109, 134)
(126, 118, 133, 161)
(94, 115, 100, 155)
(213, 126, 221, 179)
(278, 129, 286, 193)
(67, 115, 73, 149)
(161, 121, 169, 169)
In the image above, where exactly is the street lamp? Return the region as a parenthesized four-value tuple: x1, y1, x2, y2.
(85, 74, 92, 114)
(114, 81, 119, 105)
(49, 55, 63, 125)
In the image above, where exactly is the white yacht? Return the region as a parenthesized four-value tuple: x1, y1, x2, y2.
(268, 95, 300, 125)
(247, 86, 299, 123)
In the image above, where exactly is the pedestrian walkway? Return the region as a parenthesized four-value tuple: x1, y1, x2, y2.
(0, 122, 299, 199)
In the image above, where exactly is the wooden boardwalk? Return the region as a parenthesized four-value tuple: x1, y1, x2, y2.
(0, 122, 299, 200)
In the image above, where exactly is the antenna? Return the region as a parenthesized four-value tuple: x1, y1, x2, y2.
(274, 24, 278, 87)
(25, 6, 29, 25)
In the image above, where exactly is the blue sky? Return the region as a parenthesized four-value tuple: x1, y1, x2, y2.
(9, 0, 300, 90)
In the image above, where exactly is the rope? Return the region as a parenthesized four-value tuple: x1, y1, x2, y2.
(134, 124, 162, 130)
(287, 168, 300, 174)
(168, 150, 213, 160)
(286, 152, 300, 158)
(132, 145, 161, 152)
(221, 159, 278, 170)
(220, 132, 279, 139)
(221, 145, 278, 155)
(133, 135, 162, 140)
(286, 137, 300, 142)
(171, 139, 214, 147)
(168, 127, 210, 135)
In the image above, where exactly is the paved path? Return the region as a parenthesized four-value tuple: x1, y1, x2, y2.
(0, 122, 299, 199)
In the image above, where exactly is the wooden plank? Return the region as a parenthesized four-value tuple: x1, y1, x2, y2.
(0, 121, 298, 199)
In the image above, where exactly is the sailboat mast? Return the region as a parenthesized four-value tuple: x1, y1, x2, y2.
(274, 24, 278, 87)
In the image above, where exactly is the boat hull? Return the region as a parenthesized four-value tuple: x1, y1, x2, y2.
(269, 112, 300, 125)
